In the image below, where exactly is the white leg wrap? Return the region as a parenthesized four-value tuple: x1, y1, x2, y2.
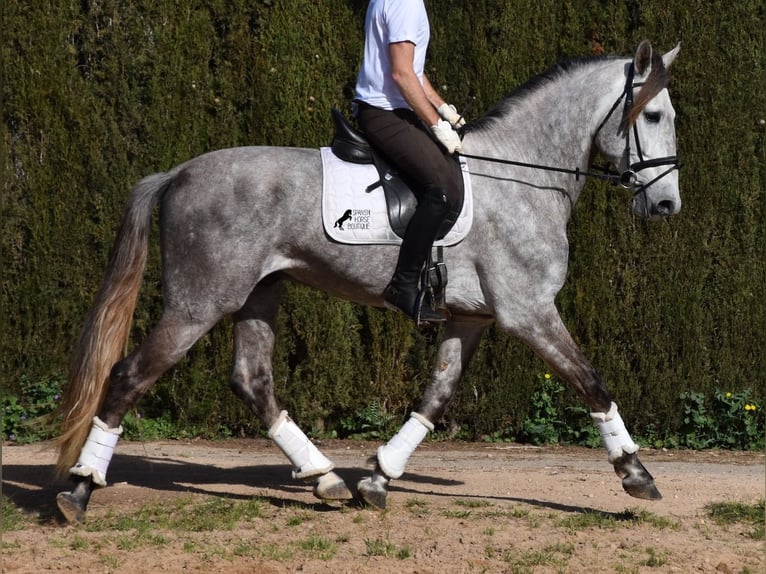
(268, 411, 334, 480)
(69, 416, 123, 487)
(591, 402, 639, 463)
(377, 412, 433, 479)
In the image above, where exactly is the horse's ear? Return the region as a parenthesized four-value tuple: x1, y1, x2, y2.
(634, 40, 653, 76)
(662, 42, 681, 69)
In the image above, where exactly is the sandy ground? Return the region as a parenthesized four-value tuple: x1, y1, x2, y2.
(2, 439, 764, 573)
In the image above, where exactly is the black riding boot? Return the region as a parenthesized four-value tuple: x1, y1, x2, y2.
(383, 188, 450, 325)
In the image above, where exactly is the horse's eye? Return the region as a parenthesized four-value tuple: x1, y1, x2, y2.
(644, 111, 662, 124)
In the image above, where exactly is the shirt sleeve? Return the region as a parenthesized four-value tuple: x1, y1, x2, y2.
(383, 0, 426, 46)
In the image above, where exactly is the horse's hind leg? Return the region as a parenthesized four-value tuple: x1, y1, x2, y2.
(510, 305, 661, 501)
(57, 311, 219, 522)
(358, 318, 488, 508)
(229, 283, 352, 501)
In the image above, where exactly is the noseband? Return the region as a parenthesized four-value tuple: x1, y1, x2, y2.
(459, 62, 680, 198)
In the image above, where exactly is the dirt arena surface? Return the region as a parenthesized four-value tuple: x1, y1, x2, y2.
(2, 439, 764, 573)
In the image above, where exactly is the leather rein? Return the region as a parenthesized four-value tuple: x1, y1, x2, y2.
(458, 63, 680, 197)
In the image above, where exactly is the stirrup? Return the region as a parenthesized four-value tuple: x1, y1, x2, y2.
(383, 284, 446, 326)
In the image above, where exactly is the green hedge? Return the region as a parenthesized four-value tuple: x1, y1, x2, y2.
(2, 1, 764, 440)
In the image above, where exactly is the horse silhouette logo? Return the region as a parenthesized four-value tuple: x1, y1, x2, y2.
(334, 209, 353, 230)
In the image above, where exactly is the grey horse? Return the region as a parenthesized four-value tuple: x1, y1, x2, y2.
(55, 40, 681, 522)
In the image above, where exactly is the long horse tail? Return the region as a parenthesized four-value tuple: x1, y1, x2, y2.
(55, 172, 174, 477)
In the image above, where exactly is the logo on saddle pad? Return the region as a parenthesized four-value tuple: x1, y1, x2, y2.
(320, 148, 473, 246)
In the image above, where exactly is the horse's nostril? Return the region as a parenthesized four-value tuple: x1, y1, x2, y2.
(655, 200, 676, 216)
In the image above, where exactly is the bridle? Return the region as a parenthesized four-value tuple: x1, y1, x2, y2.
(458, 62, 680, 199)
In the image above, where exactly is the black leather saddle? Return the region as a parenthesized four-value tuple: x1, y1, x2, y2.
(329, 108, 464, 240)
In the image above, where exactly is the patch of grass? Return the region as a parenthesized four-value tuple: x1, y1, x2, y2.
(617, 508, 680, 530)
(442, 509, 472, 519)
(101, 554, 122, 569)
(405, 497, 430, 517)
(405, 497, 428, 508)
(501, 543, 573, 572)
(642, 547, 668, 567)
(454, 498, 491, 508)
(69, 535, 89, 550)
(557, 508, 679, 532)
(92, 496, 265, 534)
(298, 534, 336, 560)
(233, 541, 258, 558)
(364, 537, 411, 559)
(508, 506, 531, 519)
(705, 499, 765, 540)
(1, 496, 28, 531)
(259, 542, 294, 561)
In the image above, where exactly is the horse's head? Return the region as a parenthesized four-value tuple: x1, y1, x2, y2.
(596, 41, 681, 220)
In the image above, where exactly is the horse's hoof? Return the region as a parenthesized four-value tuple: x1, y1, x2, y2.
(56, 491, 86, 523)
(613, 452, 662, 501)
(357, 477, 387, 509)
(313, 471, 353, 501)
(622, 476, 663, 500)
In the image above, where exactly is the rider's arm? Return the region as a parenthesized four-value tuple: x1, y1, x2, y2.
(421, 74, 447, 111)
(389, 41, 439, 126)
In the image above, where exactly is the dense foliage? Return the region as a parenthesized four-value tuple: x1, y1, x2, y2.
(2, 1, 764, 441)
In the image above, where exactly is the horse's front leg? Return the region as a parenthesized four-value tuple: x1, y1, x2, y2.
(512, 306, 661, 500)
(358, 318, 488, 508)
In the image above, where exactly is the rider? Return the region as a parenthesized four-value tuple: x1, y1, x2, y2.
(354, 0, 465, 325)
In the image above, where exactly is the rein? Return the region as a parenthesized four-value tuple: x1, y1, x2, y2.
(458, 63, 680, 197)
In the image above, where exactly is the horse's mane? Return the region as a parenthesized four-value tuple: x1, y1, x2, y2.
(463, 53, 668, 134)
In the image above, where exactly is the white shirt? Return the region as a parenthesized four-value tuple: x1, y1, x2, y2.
(355, 0, 430, 110)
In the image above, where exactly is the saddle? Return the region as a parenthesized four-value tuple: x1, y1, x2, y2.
(330, 108, 464, 241)
(329, 108, 461, 313)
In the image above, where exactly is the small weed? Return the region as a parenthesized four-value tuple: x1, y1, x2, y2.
(339, 401, 397, 440)
(483, 527, 496, 536)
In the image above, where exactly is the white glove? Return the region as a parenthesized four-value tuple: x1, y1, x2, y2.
(430, 120, 463, 154)
(437, 103, 466, 128)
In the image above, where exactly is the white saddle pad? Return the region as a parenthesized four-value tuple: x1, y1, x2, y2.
(321, 147, 473, 245)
